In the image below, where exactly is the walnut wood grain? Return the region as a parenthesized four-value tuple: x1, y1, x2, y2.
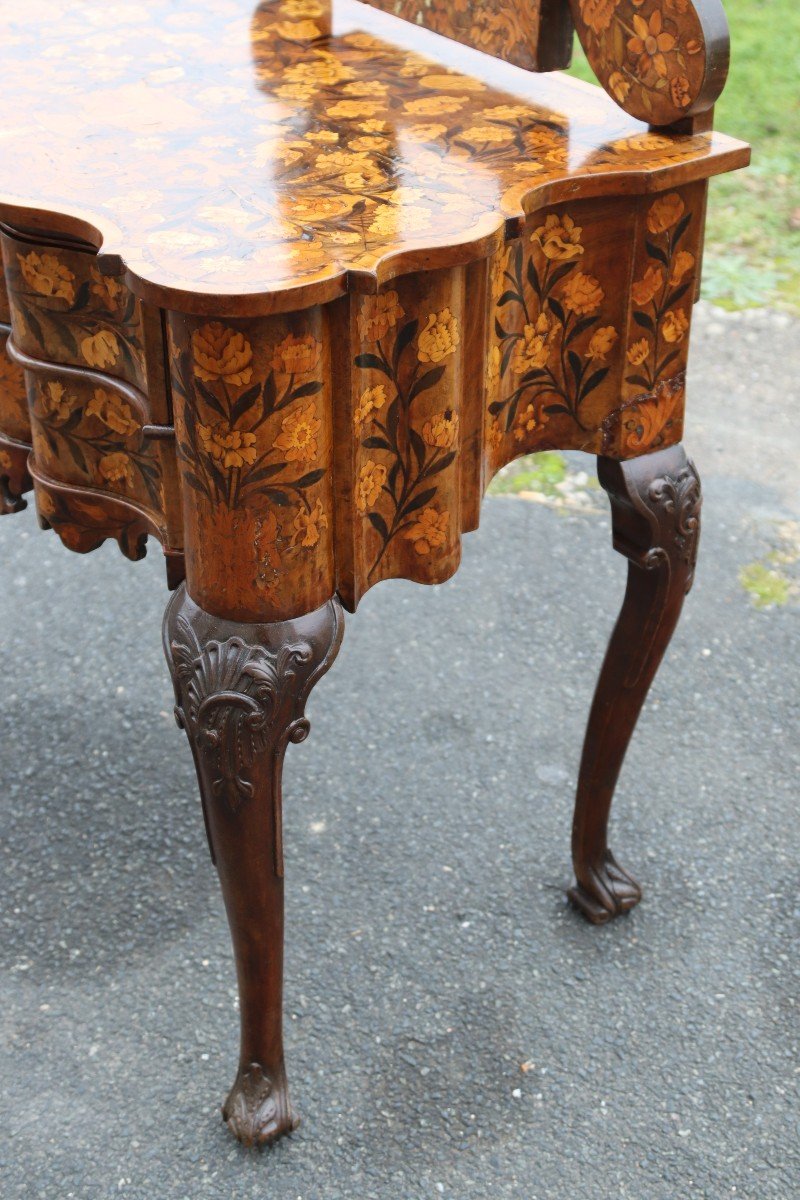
(0, 1, 747, 615)
(31, 464, 161, 562)
(569, 443, 701, 922)
(569, 0, 731, 127)
(0, 97, 737, 624)
(163, 584, 344, 1146)
(0, 0, 747, 315)
(360, 0, 575, 72)
(362, 1, 730, 128)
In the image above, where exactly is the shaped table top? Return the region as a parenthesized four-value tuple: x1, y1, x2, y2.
(0, 0, 748, 313)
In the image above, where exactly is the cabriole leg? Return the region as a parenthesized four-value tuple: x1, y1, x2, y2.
(163, 584, 343, 1146)
(569, 444, 701, 924)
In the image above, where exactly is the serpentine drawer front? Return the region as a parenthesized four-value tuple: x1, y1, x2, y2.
(0, 0, 748, 1150)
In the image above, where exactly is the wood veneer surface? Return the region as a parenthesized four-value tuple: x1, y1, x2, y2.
(0, 0, 747, 313)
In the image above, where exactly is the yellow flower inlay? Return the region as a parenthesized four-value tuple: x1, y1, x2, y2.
(274, 19, 322, 41)
(562, 273, 604, 316)
(513, 402, 545, 442)
(631, 265, 664, 308)
(291, 498, 328, 548)
(533, 214, 584, 262)
(485, 344, 502, 393)
(356, 460, 387, 513)
(275, 402, 321, 463)
(357, 291, 404, 343)
(422, 409, 459, 449)
(354, 384, 387, 427)
(670, 251, 696, 287)
(327, 99, 385, 119)
(586, 326, 618, 361)
(81, 330, 120, 370)
(513, 313, 553, 376)
(405, 506, 449, 556)
(99, 452, 134, 489)
(578, 0, 620, 36)
(270, 332, 321, 376)
(405, 95, 466, 116)
(461, 124, 514, 144)
(90, 266, 125, 308)
(418, 309, 460, 363)
(198, 421, 258, 469)
(628, 12, 676, 80)
(608, 72, 631, 104)
(18, 251, 75, 303)
(85, 388, 140, 437)
(192, 322, 253, 386)
(40, 380, 73, 423)
(662, 307, 690, 343)
(627, 338, 651, 367)
(647, 193, 686, 235)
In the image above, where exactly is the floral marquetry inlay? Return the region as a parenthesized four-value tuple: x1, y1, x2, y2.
(167, 310, 335, 622)
(570, 0, 727, 125)
(0, 0, 745, 307)
(0, 0, 747, 624)
(482, 183, 702, 468)
(360, 0, 561, 72)
(2, 235, 148, 391)
(352, 286, 462, 578)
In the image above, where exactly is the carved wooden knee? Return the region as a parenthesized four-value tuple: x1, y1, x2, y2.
(164, 584, 343, 1146)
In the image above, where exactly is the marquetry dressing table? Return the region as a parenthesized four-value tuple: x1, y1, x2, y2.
(0, 0, 748, 1150)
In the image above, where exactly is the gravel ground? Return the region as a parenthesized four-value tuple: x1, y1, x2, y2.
(1, 304, 798, 1199)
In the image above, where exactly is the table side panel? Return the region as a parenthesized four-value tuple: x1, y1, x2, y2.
(0, 228, 182, 553)
(484, 179, 705, 469)
(1, 232, 150, 392)
(166, 306, 336, 622)
(157, 180, 703, 621)
(0, 177, 705, 618)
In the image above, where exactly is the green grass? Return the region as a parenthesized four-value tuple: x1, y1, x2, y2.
(739, 561, 791, 608)
(489, 451, 567, 496)
(568, 0, 800, 312)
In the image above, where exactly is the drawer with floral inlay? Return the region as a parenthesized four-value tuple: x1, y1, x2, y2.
(1, 228, 151, 395)
(19, 357, 167, 536)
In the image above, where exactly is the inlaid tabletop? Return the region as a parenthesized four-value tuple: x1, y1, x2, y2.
(0, 0, 746, 311)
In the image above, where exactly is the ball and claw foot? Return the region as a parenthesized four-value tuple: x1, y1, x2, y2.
(568, 851, 642, 925)
(222, 1063, 299, 1148)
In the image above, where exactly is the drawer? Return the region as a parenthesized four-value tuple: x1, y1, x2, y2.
(1, 228, 150, 396)
(19, 355, 167, 529)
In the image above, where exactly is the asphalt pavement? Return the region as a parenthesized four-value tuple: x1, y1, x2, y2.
(1, 304, 798, 1199)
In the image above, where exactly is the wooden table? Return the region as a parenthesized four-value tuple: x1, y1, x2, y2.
(0, 0, 748, 1150)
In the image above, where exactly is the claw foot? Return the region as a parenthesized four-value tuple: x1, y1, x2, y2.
(568, 851, 642, 924)
(222, 1062, 298, 1148)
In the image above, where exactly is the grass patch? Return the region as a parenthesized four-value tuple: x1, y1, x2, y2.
(739, 561, 791, 609)
(568, 1, 800, 312)
(489, 451, 568, 496)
